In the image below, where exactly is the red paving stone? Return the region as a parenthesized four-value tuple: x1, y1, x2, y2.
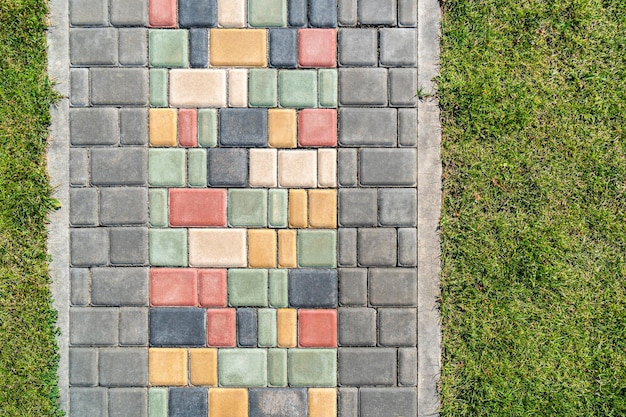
(298, 309, 337, 347)
(207, 308, 237, 347)
(169, 188, 227, 227)
(198, 269, 228, 307)
(298, 29, 337, 68)
(150, 268, 198, 306)
(148, 0, 177, 28)
(178, 108, 198, 147)
(298, 109, 337, 147)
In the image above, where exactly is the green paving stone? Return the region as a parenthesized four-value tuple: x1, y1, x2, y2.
(318, 69, 337, 108)
(198, 109, 217, 147)
(188, 149, 207, 187)
(268, 348, 288, 387)
(150, 229, 188, 266)
(248, 0, 287, 27)
(269, 269, 288, 308)
(298, 230, 337, 267)
(279, 70, 318, 108)
(219, 349, 267, 387)
(228, 269, 268, 307)
(149, 189, 168, 227)
(150, 69, 168, 107)
(249, 69, 278, 107)
(268, 189, 288, 228)
(258, 308, 277, 347)
(149, 29, 188, 68)
(149, 388, 168, 417)
(288, 349, 337, 387)
(149, 148, 186, 187)
(228, 189, 268, 227)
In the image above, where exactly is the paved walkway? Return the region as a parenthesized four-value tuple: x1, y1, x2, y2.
(48, 1, 441, 416)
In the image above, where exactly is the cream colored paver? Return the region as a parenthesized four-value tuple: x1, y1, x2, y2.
(189, 229, 247, 267)
(170, 69, 227, 107)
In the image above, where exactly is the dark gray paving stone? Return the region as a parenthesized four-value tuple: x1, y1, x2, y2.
(99, 348, 148, 386)
(119, 29, 148, 66)
(237, 308, 257, 347)
(70, 148, 89, 186)
(70, 108, 118, 146)
(339, 68, 388, 106)
(338, 29, 377, 66)
(111, 0, 147, 26)
(169, 388, 208, 417)
(70, 228, 108, 266)
(120, 108, 148, 145)
(69, 348, 98, 386)
(338, 348, 397, 386)
(179, 0, 217, 27)
(219, 109, 267, 147)
(70, 0, 107, 26)
(207, 148, 248, 187)
(70, 268, 90, 306)
(358, 0, 396, 25)
(359, 148, 417, 186)
(398, 0, 417, 27)
(288, 269, 337, 308)
(100, 187, 148, 225)
(357, 228, 397, 267)
(337, 149, 357, 187)
(378, 188, 417, 226)
(189, 29, 208, 68)
(70, 188, 98, 226)
(398, 108, 417, 146)
(398, 348, 417, 386)
(120, 307, 149, 346)
(149, 308, 206, 346)
(360, 388, 417, 417)
(338, 307, 376, 346)
(109, 388, 147, 417)
(288, 0, 307, 27)
(379, 308, 417, 346)
(110, 227, 149, 265)
(398, 228, 417, 266)
(338, 228, 357, 267)
(249, 388, 307, 417)
(70, 68, 89, 106)
(389, 68, 417, 106)
(269, 29, 298, 68)
(91, 147, 147, 185)
(70, 28, 117, 65)
(338, 0, 357, 26)
(70, 387, 107, 417)
(369, 268, 417, 306)
(91, 68, 148, 105)
(70, 307, 118, 345)
(339, 108, 397, 147)
(308, 0, 336, 27)
(338, 268, 367, 306)
(91, 267, 149, 306)
(380, 28, 417, 67)
(338, 189, 377, 227)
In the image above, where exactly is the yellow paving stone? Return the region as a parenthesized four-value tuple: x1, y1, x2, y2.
(268, 109, 297, 148)
(288, 189, 308, 228)
(277, 308, 297, 347)
(210, 29, 267, 67)
(278, 150, 317, 187)
(149, 108, 177, 147)
(189, 229, 247, 267)
(249, 149, 277, 187)
(248, 229, 277, 268)
(308, 189, 337, 228)
(278, 229, 297, 268)
(217, 0, 246, 27)
(317, 148, 337, 188)
(228, 69, 248, 107)
(189, 348, 218, 386)
(308, 388, 337, 417)
(149, 348, 188, 386)
(209, 388, 248, 417)
(170, 69, 227, 107)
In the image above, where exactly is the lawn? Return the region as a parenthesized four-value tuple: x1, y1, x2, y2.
(439, 0, 626, 415)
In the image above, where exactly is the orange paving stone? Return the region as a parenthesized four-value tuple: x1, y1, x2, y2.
(248, 229, 277, 268)
(209, 388, 249, 417)
(210, 29, 268, 67)
(178, 108, 197, 147)
(150, 268, 198, 306)
(189, 348, 218, 386)
(268, 109, 297, 148)
(149, 348, 188, 386)
(298, 29, 337, 68)
(170, 69, 227, 108)
(288, 189, 308, 228)
(149, 108, 177, 147)
(308, 189, 337, 229)
(189, 229, 247, 267)
(278, 230, 297, 268)
(277, 308, 297, 347)
(148, 0, 177, 28)
(308, 388, 337, 417)
(207, 308, 236, 347)
(169, 188, 227, 227)
(298, 109, 337, 147)
(298, 309, 337, 347)
(198, 269, 228, 307)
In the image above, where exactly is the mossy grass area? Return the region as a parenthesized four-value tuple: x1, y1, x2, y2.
(0, 1, 61, 416)
(439, 1, 626, 415)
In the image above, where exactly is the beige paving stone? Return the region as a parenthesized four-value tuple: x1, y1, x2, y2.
(268, 109, 297, 148)
(277, 308, 297, 347)
(217, 0, 246, 27)
(228, 69, 248, 107)
(248, 229, 277, 268)
(149, 108, 177, 147)
(288, 189, 308, 228)
(308, 189, 337, 228)
(278, 150, 317, 188)
(308, 388, 337, 417)
(210, 29, 267, 67)
(189, 348, 218, 386)
(317, 148, 337, 187)
(249, 149, 277, 187)
(170, 69, 227, 108)
(149, 348, 187, 386)
(189, 229, 247, 267)
(278, 229, 297, 268)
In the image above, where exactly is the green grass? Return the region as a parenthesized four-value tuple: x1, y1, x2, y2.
(0, 0, 62, 416)
(439, 0, 626, 415)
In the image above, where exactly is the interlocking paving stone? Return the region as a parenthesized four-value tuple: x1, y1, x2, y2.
(100, 187, 148, 225)
(69, 68, 88, 106)
(339, 68, 388, 106)
(70, 387, 107, 417)
(378, 188, 417, 226)
(237, 308, 258, 347)
(278, 70, 318, 108)
(149, 388, 168, 417)
(149, 228, 188, 266)
(119, 307, 149, 346)
(338, 189, 377, 227)
(338, 0, 357, 26)
(398, 0, 418, 26)
(111, 0, 148, 26)
(91, 68, 148, 105)
(99, 348, 148, 386)
(149, 308, 206, 346)
(399, 108, 418, 147)
(338, 29, 377, 66)
(70, 108, 118, 146)
(288, 269, 337, 308)
(110, 227, 149, 265)
(288, 0, 307, 26)
(357, 228, 397, 267)
(149, 0, 177, 28)
(378, 308, 417, 346)
(70, 28, 117, 66)
(189, 28, 209, 68)
(70, 268, 90, 306)
(339, 108, 397, 147)
(228, 269, 269, 307)
(109, 388, 147, 417)
(288, 349, 336, 387)
(169, 387, 208, 417)
(358, 0, 397, 25)
(91, 267, 149, 306)
(207, 148, 248, 187)
(359, 148, 417, 186)
(338, 348, 396, 386)
(69, 0, 107, 26)
(369, 268, 418, 306)
(69, 348, 98, 386)
(398, 347, 418, 386)
(398, 228, 418, 266)
(217, 0, 246, 27)
(297, 230, 337, 267)
(150, 69, 168, 107)
(218, 349, 267, 387)
(338, 308, 376, 346)
(149, 348, 188, 386)
(338, 268, 367, 306)
(389, 68, 418, 106)
(220, 108, 268, 147)
(249, 69, 278, 107)
(69, 188, 98, 226)
(359, 388, 417, 417)
(120, 108, 148, 145)
(69, 148, 88, 186)
(70, 228, 109, 266)
(258, 308, 278, 347)
(379, 28, 417, 67)
(70, 307, 118, 346)
(337, 149, 357, 187)
(148, 149, 186, 187)
(248, 0, 287, 27)
(308, 0, 337, 28)
(209, 388, 248, 417)
(91, 147, 147, 186)
(337, 228, 357, 267)
(249, 388, 307, 417)
(119, 29, 148, 66)
(268, 349, 288, 387)
(189, 348, 218, 385)
(179, 0, 217, 28)
(338, 388, 358, 417)
(270, 29, 298, 68)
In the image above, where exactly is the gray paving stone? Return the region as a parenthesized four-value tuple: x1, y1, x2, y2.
(149, 308, 206, 346)
(398, 0, 417, 27)
(288, 0, 307, 27)
(100, 187, 148, 225)
(70, 28, 118, 66)
(219, 109, 267, 147)
(398, 228, 417, 266)
(70, 68, 89, 106)
(237, 308, 257, 347)
(269, 29, 298, 68)
(338, 228, 357, 267)
(338, 348, 397, 386)
(389, 68, 417, 106)
(70, 0, 107, 26)
(70, 188, 98, 226)
(110, 227, 149, 265)
(338, 29, 377, 66)
(380, 28, 417, 67)
(359, 148, 417, 186)
(249, 388, 307, 417)
(169, 387, 208, 417)
(338, 387, 358, 417)
(378, 188, 417, 226)
(91, 267, 149, 306)
(379, 308, 417, 346)
(339, 268, 367, 306)
(339, 108, 397, 147)
(398, 348, 417, 386)
(337, 149, 357, 187)
(70, 307, 118, 346)
(179, 0, 217, 27)
(357, 228, 397, 267)
(91, 147, 147, 185)
(288, 269, 337, 308)
(338, 0, 357, 26)
(110, 0, 148, 26)
(91, 68, 148, 105)
(208, 148, 248, 187)
(189, 29, 208, 68)
(358, 0, 397, 25)
(70, 148, 89, 186)
(120, 108, 148, 145)
(70, 387, 107, 417)
(398, 108, 417, 146)
(369, 268, 417, 306)
(109, 388, 147, 417)
(70, 228, 109, 266)
(338, 189, 377, 227)
(360, 388, 417, 417)
(338, 307, 376, 346)
(120, 307, 149, 346)
(339, 68, 388, 106)
(308, 0, 337, 28)
(119, 29, 148, 66)
(99, 348, 148, 386)
(69, 348, 98, 386)
(70, 108, 119, 146)
(70, 268, 90, 306)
